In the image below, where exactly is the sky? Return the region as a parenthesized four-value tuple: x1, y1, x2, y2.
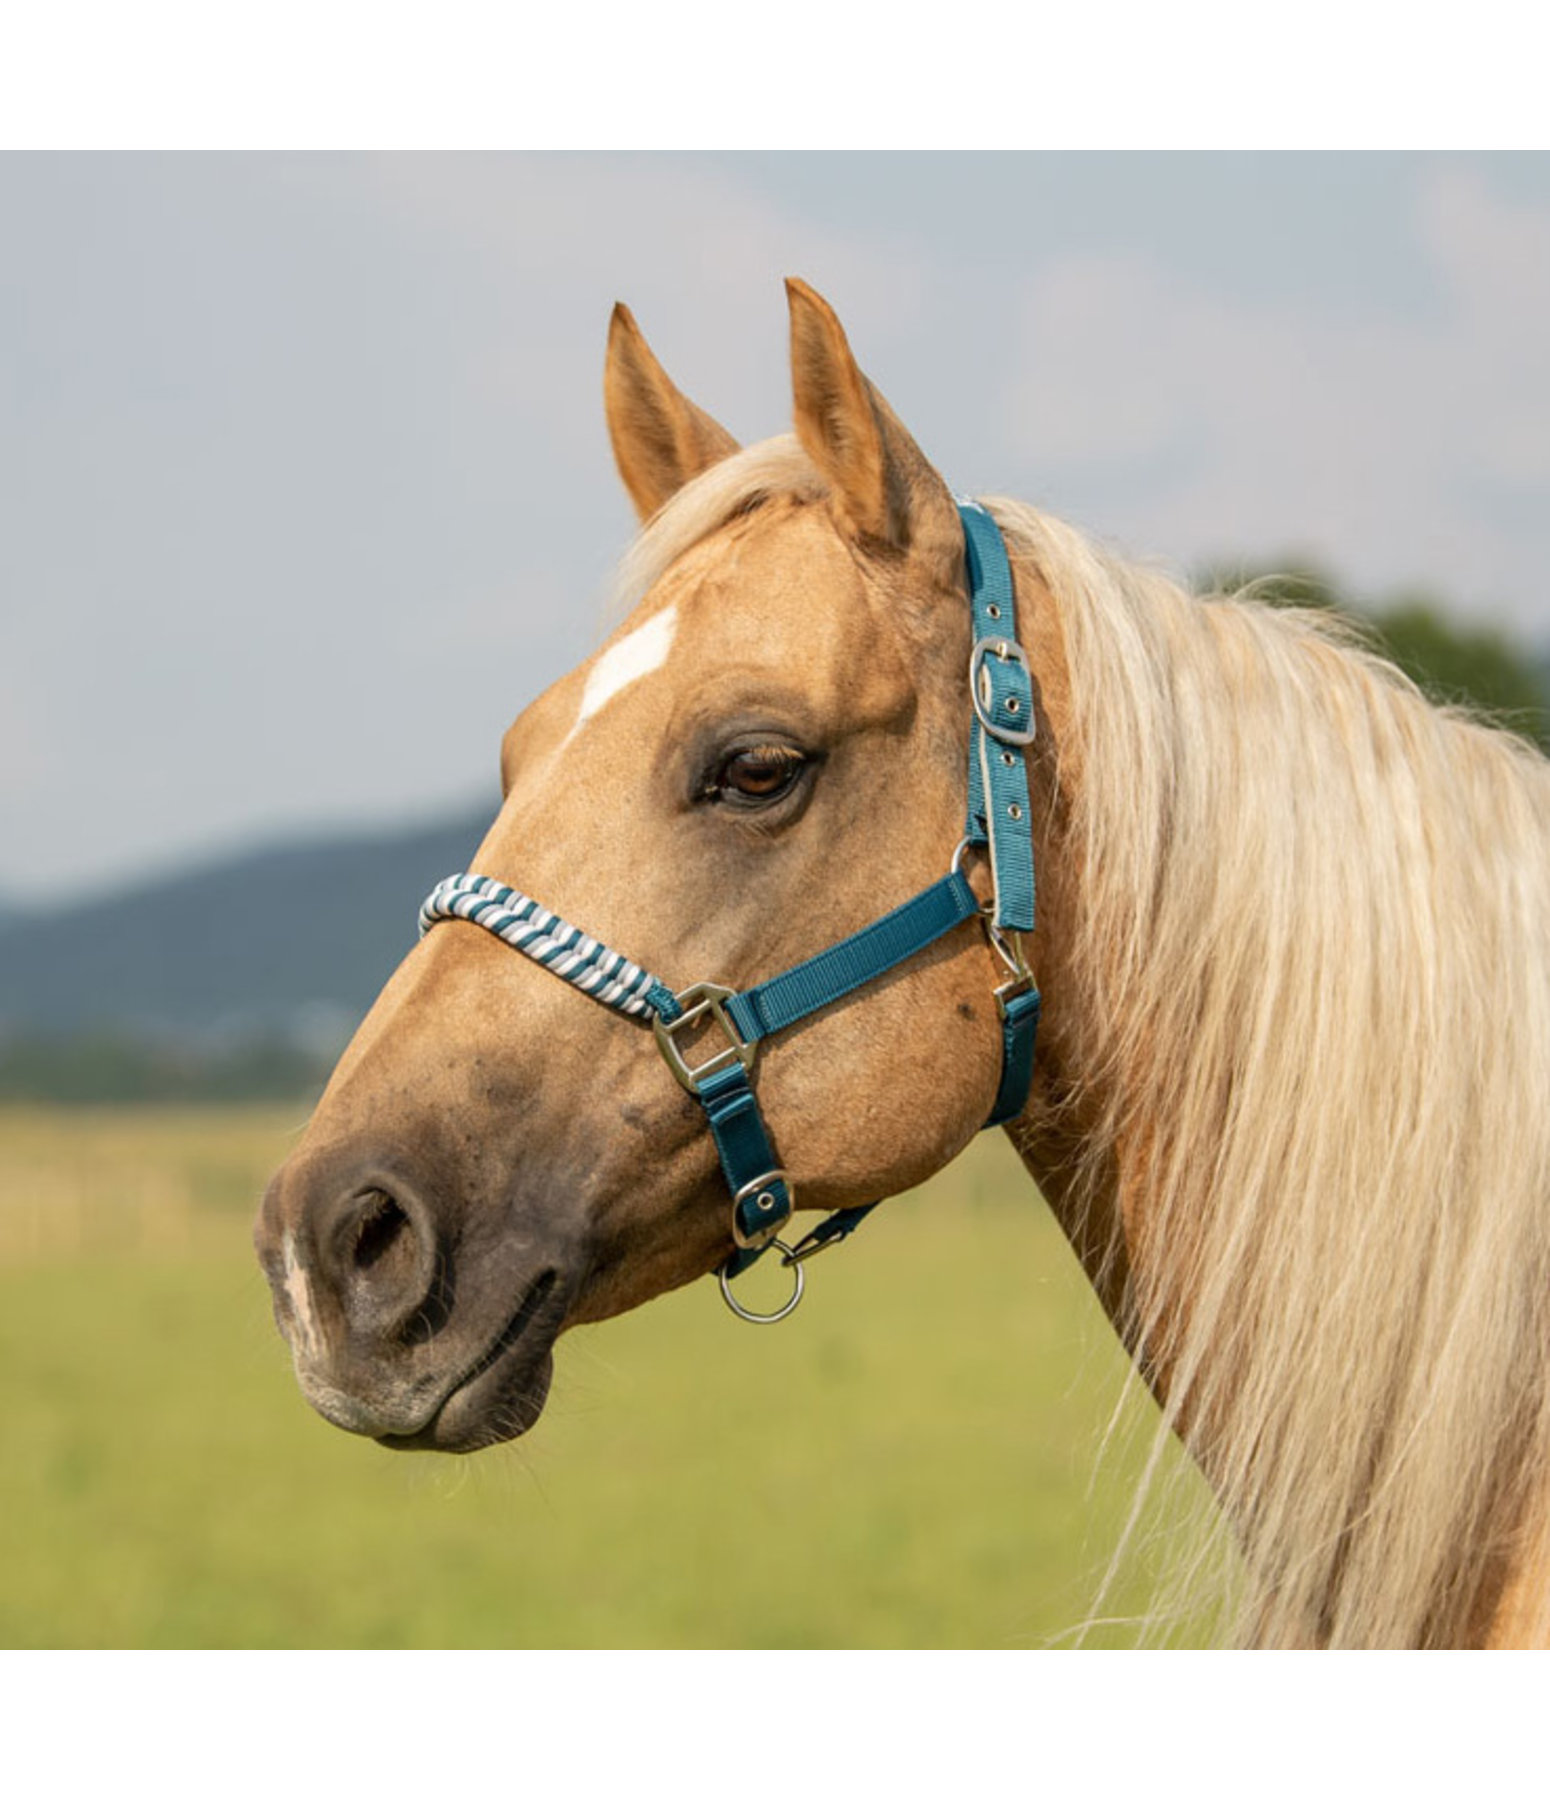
(2, 151, 1548, 900)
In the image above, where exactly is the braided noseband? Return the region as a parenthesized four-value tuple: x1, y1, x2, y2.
(419, 874, 682, 1022)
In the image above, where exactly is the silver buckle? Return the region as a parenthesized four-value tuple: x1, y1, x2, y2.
(731, 1169, 793, 1251)
(969, 636, 1037, 747)
(652, 981, 757, 1093)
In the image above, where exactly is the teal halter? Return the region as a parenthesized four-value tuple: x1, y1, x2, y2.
(419, 500, 1040, 1321)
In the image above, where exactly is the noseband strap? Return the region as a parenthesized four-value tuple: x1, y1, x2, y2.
(418, 500, 1040, 1318)
(417, 875, 681, 1019)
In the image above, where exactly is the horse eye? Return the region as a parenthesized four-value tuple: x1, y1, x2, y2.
(711, 746, 808, 806)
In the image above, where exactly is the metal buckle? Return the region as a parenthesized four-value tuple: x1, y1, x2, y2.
(652, 981, 757, 1093)
(969, 635, 1037, 748)
(731, 1169, 793, 1251)
(986, 919, 1035, 1019)
(995, 972, 1037, 1020)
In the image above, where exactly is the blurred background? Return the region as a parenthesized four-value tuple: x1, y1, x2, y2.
(2, 152, 1547, 1646)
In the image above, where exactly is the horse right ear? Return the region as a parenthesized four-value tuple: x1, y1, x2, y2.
(785, 277, 962, 591)
(604, 304, 740, 522)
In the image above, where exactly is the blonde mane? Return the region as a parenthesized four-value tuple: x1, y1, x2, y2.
(620, 439, 1550, 1647)
(998, 501, 1550, 1647)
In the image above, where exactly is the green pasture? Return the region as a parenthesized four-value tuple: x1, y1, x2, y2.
(0, 1108, 1215, 1647)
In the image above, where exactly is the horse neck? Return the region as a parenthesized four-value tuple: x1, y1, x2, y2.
(989, 503, 1550, 1645)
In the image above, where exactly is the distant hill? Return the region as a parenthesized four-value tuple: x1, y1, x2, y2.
(3, 576, 1548, 1105)
(0, 806, 491, 1044)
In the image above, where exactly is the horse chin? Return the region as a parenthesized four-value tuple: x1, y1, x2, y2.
(377, 1346, 555, 1453)
(375, 1270, 567, 1454)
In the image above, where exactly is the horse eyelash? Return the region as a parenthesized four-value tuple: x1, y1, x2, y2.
(698, 743, 811, 805)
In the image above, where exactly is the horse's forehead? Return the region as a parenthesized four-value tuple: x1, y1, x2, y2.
(510, 501, 888, 783)
(640, 500, 866, 666)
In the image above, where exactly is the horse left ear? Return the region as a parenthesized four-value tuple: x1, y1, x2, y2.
(605, 303, 741, 522)
(786, 277, 960, 585)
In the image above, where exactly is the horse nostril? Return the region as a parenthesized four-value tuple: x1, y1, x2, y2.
(352, 1190, 413, 1276)
(325, 1183, 438, 1340)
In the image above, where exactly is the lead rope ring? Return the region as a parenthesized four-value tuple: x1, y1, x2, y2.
(717, 1244, 805, 1324)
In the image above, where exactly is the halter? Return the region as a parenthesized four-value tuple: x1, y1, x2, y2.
(418, 500, 1040, 1322)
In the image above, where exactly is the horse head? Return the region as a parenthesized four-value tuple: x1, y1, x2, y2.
(254, 276, 1550, 1650)
(254, 282, 1060, 1451)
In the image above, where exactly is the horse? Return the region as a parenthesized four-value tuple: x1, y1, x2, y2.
(255, 279, 1550, 1648)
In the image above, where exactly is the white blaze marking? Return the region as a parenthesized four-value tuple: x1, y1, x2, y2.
(569, 604, 677, 739)
(282, 1231, 323, 1362)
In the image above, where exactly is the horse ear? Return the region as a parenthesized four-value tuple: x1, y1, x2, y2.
(785, 277, 960, 578)
(604, 303, 740, 522)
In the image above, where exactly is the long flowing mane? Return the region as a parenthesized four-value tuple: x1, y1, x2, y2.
(997, 501, 1550, 1646)
(620, 438, 1550, 1647)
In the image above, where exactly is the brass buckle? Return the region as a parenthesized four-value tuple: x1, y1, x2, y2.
(653, 981, 757, 1094)
(986, 919, 1035, 1020)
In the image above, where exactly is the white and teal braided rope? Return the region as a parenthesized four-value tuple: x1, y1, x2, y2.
(418, 873, 681, 1021)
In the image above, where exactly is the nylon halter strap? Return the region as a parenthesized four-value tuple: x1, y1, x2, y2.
(418, 500, 1040, 1320)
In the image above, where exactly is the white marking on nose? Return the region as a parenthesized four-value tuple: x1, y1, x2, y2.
(567, 604, 677, 742)
(282, 1231, 323, 1363)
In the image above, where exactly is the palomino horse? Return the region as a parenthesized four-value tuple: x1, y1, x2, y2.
(256, 281, 1550, 1648)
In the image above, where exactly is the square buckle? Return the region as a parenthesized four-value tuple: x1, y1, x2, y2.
(653, 981, 757, 1093)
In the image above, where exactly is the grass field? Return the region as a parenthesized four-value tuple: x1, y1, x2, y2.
(0, 1107, 1218, 1647)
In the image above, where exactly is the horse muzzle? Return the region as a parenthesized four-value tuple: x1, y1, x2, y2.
(254, 1146, 572, 1452)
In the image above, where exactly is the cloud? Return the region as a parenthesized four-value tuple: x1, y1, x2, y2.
(4, 156, 1547, 898)
(0, 156, 942, 895)
(1008, 165, 1550, 625)
(1416, 165, 1550, 488)
(351, 153, 934, 440)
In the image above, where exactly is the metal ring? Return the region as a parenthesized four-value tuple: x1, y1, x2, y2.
(718, 1244, 805, 1324)
(951, 838, 995, 915)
